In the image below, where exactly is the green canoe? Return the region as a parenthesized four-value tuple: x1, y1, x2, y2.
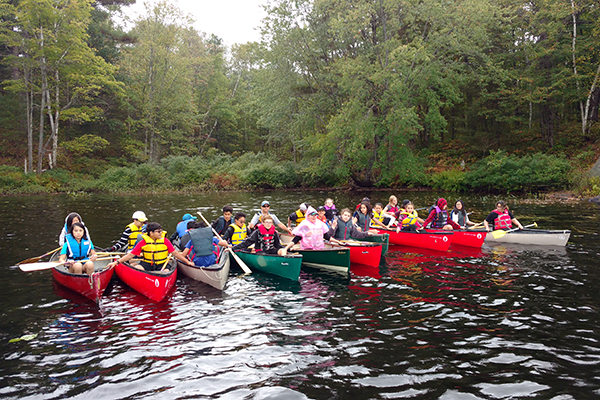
(232, 250, 303, 281)
(292, 244, 351, 274)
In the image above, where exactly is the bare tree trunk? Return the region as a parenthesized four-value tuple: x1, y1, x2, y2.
(26, 71, 34, 173)
(570, 0, 585, 134)
(583, 63, 600, 136)
(37, 76, 46, 174)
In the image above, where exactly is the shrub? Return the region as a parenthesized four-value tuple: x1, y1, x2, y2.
(465, 151, 572, 193)
(430, 169, 467, 191)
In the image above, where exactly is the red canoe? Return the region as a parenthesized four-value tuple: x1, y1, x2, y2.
(427, 229, 486, 248)
(338, 240, 383, 267)
(49, 253, 116, 302)
(115, 260, 177, 302)
(375, 229, 453, 251)
(52, 263, 114, 302)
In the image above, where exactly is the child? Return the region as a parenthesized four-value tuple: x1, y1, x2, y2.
(59, 222, 97, 275)
(382, 196, 399, 226)
(423, 198, 461, 230)
(396, 202, 424, 232)
(323, 198, 338, 222)
(317, 206, 329, 226)
(233, 215, 287, 255)
(372, 203, 388, 227)
(329, 208, 374, 240)
(450, 200, 475, 228)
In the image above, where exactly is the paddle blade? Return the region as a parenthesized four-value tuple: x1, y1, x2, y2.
(19, 262, 62, 272)
(491, 229, 507, 239)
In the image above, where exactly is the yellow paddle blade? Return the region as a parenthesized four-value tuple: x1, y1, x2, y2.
(491, 229, 508, 239)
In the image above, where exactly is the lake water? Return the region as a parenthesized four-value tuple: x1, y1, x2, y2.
(1, 191, 599, 399)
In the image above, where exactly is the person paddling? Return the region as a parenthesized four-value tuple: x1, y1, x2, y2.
(106, 211, 147, 252)
(58, 212, 91, 246)
(483, 200, 524, 232)
(58, 222, 97, 275)
(107, 222, 193, 272)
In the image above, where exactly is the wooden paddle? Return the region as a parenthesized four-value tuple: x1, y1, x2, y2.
(491, 222, 537, 239)
(17, 247, 62, 265)
(19, 257, 117, 272)
(160, 253, 173, 272)
(197, 211, 252, 274)
(468, 222, 484, 230)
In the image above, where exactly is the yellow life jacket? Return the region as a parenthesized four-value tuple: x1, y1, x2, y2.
(230, 223, 247, 245)
(140, 233, 169, 265)
(373, 210, 384, 223)
(294, 209, 306, 224)
(400, 211, 418, 226)
(127, 222, 143, 250)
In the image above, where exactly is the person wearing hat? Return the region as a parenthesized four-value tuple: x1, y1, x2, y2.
(106, 211, 148, 252)
(176, 213, 197, 239)
(287, 202, 309, 229)
(283, 206, 336, 252)
(316, 206, 328, 225)
(422, 198, 462, 230)
(248, 201, 293, 234)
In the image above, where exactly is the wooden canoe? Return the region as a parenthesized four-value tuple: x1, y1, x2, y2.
(115, 259, 177, 302)
(232, 250, 303, 281)
(426, 229, 486, 248)
(374, 228, 453, 251)
(50, 253, 115, 302)
(478, 228, 571, 246)
(177, 249, 230, 290)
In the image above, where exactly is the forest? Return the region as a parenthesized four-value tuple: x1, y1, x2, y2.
(0, 0, 599, 195)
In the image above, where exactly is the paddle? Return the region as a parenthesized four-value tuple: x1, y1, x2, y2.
(491, 222, 537, 239)
(468, 222, 484, 230)
(197, 211, 252, 274)
(160, 253, 173, 272)
(19, 257, 117, 272)
(17, 247, 62, 265)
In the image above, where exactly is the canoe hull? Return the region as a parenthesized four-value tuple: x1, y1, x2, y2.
(52, 264, 114, 302)
(360, 233, 389, 256)
(234, 251, 303, 281)
(344, 242, 383, 267)
(177, 251, 230, 290)
(427, 229, 486, 248)
(115, 261, 177, 302)
(279, 233, 351, 273)
(375, 229, 452, 251)
(481, 229, 571, 246)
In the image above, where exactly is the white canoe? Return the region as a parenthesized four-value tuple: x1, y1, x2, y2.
(482, 228, 571, 246)
(176, 249, 230, 290)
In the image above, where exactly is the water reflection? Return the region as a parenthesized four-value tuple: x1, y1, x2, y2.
(2, 193, 600, 398)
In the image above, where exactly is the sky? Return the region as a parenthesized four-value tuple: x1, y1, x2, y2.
(121, 0, 268, 47)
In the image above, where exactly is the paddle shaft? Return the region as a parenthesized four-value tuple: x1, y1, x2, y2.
(19, 256, 117, 272)
(491, 223, 537, 239)
(17, 247, 62, 265)
(197, 211, 252, 274)
(160, 253, 173, 272)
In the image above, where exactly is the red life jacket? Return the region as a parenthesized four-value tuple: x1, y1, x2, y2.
(493, 210, 512, 230)
(257, 224, 276, 251)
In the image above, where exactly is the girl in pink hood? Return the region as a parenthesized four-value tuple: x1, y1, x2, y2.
(284, 206, 334, 250)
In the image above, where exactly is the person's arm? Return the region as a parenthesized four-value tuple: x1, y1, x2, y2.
(247, 214, 260, 230)
(278, 222, 293, 234)
(232, 230, 257, 251)
(510, 212, 524, 229)
(283, 235, 302, 252)
(422, 210, 437, 228)
(448, 219, 462, 230)
(58, 243, 68, 263)
(221, 226, 235, 242)
(109, 227, 131, 252)
(350, 226, 369, 239)
(483, 212, 496, 231)
(89, 243, 98, 261)
(370, 217, 387, 228)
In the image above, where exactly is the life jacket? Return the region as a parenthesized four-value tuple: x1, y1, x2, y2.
(65, 233, 92, 261)
(431, 206, 448, 228)
(334, 217, 354, 240)
(399, 211, 419, 227)
(229, 223, 247, 245)
(373, 210, 384, 223)
(452, 210, 467, 227)
(189, 227, 214, 257)
(212, 215, 233, 235)
(324, 204, 337, 221)
(493, 210, 512, 230)
(356, 212, 370, 231)
(387, 205, 399, 214)
(127, 222, 143, 250)
(292, 209, 306, 224)
(140, 233, 169, 265)
(257, 224, 276, 251)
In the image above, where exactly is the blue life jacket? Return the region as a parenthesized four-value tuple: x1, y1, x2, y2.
(65, 233, 92, 261)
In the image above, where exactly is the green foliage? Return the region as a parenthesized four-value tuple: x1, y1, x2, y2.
(61, 134, 109, 155)
(465, 151, 573, 192)
(430, 170, 467, 192)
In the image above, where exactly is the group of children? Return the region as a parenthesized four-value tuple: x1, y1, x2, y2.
(56, 197, 523, 276)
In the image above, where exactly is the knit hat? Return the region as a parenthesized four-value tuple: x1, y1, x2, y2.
(437, 198, 448, 209)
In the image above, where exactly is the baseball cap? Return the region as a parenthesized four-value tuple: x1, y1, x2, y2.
(182, 213, 197, 221)
(132, 211, 147, 222)
(261, 200, 270, 206)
